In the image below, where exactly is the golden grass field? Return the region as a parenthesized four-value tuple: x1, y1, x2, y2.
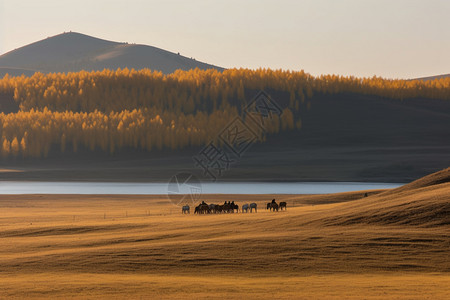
(0, 168, 449, 299)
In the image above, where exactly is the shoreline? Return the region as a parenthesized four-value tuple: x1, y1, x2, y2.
(0, 181, 401, 196)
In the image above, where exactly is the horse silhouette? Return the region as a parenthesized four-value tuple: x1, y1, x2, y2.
(194, 203, 210, 214)
(267, 202, 279, 212)
(182, 205, 190, 214)
(209, 204, 218, 213)
(231, 202, 239, 213)
(250, 203, 257, 213)
(222, 203, 231, 213)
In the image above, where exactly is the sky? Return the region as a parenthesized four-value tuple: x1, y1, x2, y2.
(0, 0, 449, 79)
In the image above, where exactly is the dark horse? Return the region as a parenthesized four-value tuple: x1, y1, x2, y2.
(222, 202, 231, 213)
(267, 202, 279, 212)
(279, 202, 287, 211)
(222, 201, 239, 213)
(194, 203, 210, 214)
(231, 203, 239, 213)
(209, 204, 218, 214)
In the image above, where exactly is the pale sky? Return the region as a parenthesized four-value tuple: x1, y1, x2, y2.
(0, 0, 449, 79)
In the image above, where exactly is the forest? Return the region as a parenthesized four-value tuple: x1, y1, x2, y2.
(0, 68, 448, 158)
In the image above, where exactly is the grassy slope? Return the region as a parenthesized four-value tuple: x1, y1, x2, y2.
(0, 168, 449, 298)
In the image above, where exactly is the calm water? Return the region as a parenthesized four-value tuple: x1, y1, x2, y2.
(0, 181, 403, 195)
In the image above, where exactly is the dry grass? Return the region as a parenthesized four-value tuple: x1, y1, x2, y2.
(0, 168, 449, 299)
(1, 273, 448, 300)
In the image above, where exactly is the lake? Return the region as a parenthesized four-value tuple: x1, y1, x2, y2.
(0, 181, 403, 195)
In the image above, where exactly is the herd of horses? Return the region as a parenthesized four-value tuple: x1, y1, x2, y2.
(181, 199, 287, 214)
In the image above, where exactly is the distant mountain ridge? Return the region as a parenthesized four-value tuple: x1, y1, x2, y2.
(0, 32, 223, 77)
(413, 74, 450, 81)
(1, 32, 448, 80)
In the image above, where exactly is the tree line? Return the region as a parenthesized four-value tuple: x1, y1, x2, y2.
(0, 68, 447, 158)
(0, 107, 295, 158)
(1, 68, 448, 113)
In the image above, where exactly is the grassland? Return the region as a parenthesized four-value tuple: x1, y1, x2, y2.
(0, 168, 449, 299)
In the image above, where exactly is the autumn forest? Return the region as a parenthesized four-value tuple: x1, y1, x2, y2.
(0, 68, 449, 158)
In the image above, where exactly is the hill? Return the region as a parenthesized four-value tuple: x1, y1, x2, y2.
(0, 67, 37, 77)
(414, 73, 450, 81)
(0, 32, 223, 77)
(385, 166, 450, 192)
(318, 167, 450, 227)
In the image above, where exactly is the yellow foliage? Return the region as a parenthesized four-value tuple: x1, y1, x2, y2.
(0, 68, 448, 158)
(10, 137, 19, 156)
(0, 68, 448, 114)
(0, 108, 245, 158)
